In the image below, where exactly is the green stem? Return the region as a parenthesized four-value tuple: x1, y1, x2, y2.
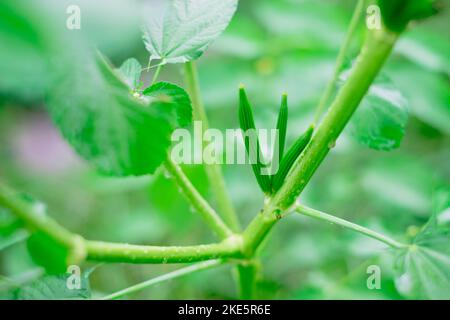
(0, 181, 242, 264)
(273, 28, 399, 210)
(184, 61, 241, 232)
(296, 204, 407, 249)
(0, 183, 78, 248)
(236, 261, 259, 300)
(151, 63, 163, 85)
(242, 206, 278, 257)
(164, 157, 233, 239)
(86, 238, 241, 264)
(313, 0, 365, 124)
(101, 260, 224, 300)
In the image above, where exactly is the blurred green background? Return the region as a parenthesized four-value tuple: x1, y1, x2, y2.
(0, 0, 449, 299)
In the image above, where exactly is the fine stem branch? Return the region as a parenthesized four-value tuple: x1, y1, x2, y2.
(164, 157, 233, 239)
(184, 61, 241, 232)
(295, 204, 407, 249)
(151, 63, 163, 85)
(101, 260, 224, 300)
(313, 0, 365, 124)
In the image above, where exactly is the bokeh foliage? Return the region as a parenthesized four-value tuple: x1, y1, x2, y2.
(0, 0, 449, 299)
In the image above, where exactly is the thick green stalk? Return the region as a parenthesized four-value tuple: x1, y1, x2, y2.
(236, 262, 259, 300)
(242, 206, 278, 257)
(314, 0, 365, 124)
(273, 29, 398, 210)
(86, 238, 242, 264)
(164, 158, 233, 239)
(184, 61, 241, 232)
(102, 260, 224, 300)
(0, 181, 242, 264)
(296, 205, 407, 249)
(239, 207, 278, 299)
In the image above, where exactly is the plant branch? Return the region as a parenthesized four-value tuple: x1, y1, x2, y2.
(273, 28, 399, 211)
(0, 181, 242, 264)
(236, 261, 259, 299)
(295, 204, 407, 249)
(101, 260, 224, 300)
(151, 63, 163, 85)
(0, 183, 80, 248)
(184, 61, 241, 232)
(313, 0, 365, 124)
(242, 208, 278, 257)
(164, 157, 233, 239)
(85, 238, 241, 264)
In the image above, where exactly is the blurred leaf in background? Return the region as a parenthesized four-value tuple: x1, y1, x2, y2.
(0, 0, 449, 299)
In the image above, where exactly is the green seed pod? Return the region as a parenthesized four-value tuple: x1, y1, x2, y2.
(275, 93, 288, 161)
(272, 126, 314, 192)
(239, 86, 271, 193)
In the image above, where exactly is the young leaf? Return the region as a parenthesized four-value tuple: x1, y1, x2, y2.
(46, 52, 177, 177)
(341, 72, 409, 151)
(275, 93, 288, 161)
(14, 274, 91, 300)
(118, 58, 142, 90)
(143, 82, 193, 128)
(239, 86, 271, 193)
(142, 0, 238, 64)
(377, 0, 441, 32)
(272, 126, 314, 192)
(394, 190, 450, 300)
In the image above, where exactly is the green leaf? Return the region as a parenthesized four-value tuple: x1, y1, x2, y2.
(239, 86, 271, 194)
(27, 232, 69, 275)
(14, 274, 91, 300)
(118, 58, 142, 91)
(0, 1, 52, 101)
(143, 82, 193, 128)
(377, 0, 441, 32)
(433, 185, 450, 227)
(46, 52, 175, 177)
(345, 73, 409, 151)
(395, 208, 450, 299)
(386, 61, 450, 134)
(396, 28, 450, 75)
(255, 0, 348, 51)
(142, 0, 238, 64)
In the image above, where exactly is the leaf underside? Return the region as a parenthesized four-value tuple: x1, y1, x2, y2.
(142, 0, 238, 64)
